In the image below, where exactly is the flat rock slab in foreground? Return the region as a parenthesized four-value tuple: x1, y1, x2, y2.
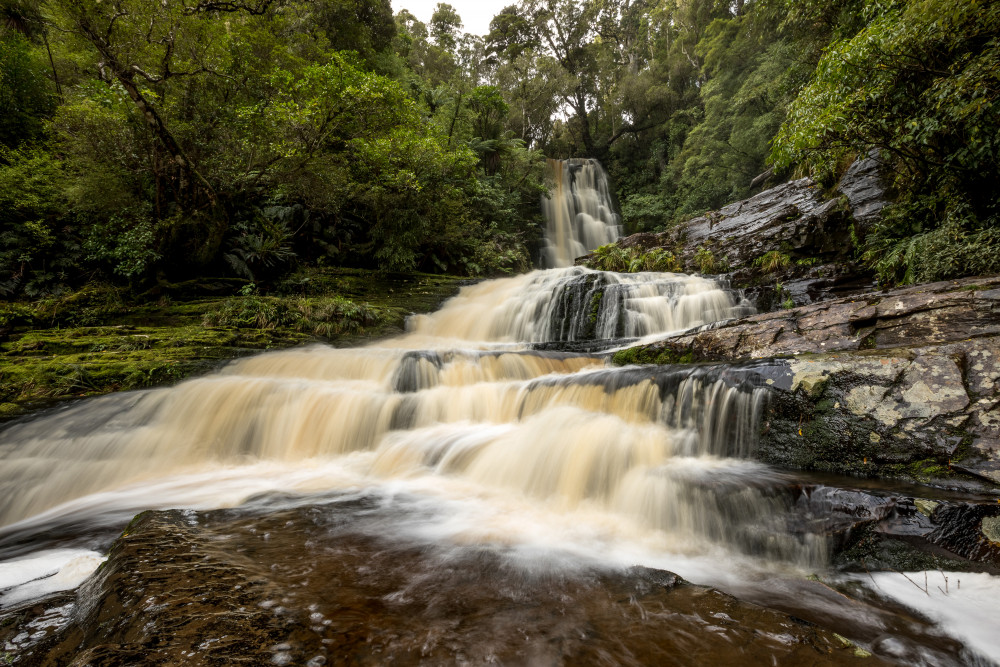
(2, 503, 881, 666)
(621, 276, 1000, 484)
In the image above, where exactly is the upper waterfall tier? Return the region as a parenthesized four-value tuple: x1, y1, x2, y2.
(541, 158, 621, 268)
(408, 266, 753, 345)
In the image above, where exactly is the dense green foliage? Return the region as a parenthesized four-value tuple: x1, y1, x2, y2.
(478, 0, 998, 284)
(772, 0, 1000, 283)
(0, 0, 545, 298)
(202, 291, 386, 336)
(1, 0, 997, 294)
(476, 0, 826, 227)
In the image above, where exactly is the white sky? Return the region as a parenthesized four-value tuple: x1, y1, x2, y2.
(391, 0, 514, 37)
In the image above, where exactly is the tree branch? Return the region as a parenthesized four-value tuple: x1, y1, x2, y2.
(182, 0, 278, 15)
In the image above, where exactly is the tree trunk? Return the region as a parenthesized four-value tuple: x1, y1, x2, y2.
(76, 16, 217, 211)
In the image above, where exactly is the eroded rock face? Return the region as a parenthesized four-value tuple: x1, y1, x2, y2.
(837, 151, 891, 231)
(674, 178, 839, 263)
(586, 156, 890, 307)
(618, 276, 1000, 484)
(623, 178, 859, 289)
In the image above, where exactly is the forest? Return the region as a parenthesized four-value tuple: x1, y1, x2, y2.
(0, 0, 998, 296)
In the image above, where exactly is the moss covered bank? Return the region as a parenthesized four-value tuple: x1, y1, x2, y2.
(0, 269, 467, 418)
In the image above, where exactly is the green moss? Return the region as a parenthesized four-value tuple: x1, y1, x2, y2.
(0, 269, 467, 418)
(0, 324, 272, 408)
(122, 510, 154, 538)
(0, 403, 24, 417)
(814, 398, 836, 412)
(588, 290, 603, 325)
(611, 345, 695, 366)
(905, 458, 955, 482)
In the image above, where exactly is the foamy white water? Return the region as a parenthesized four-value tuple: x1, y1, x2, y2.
(854, 571, 1000, 663)
(540, 158, 621, 268)
(0, 549, 105, 607)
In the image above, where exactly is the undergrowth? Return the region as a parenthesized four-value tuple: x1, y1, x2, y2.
(202, 294, 386, 336)
(585, 244, 681, 273)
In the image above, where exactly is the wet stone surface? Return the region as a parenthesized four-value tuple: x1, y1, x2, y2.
(586, 157, 890, 308)
(617, 276, 1000, 484)
(1, 502, 884, 666)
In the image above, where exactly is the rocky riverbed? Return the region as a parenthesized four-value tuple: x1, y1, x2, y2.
(12, 492, 999, 666)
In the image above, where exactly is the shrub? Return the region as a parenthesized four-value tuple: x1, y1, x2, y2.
(587, 244, 681, 273)
(693, 246, 720, 274)
(754, 250, 791, 274)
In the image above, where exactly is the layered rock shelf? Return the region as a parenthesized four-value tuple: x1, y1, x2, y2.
(616, 275, 1000, 487)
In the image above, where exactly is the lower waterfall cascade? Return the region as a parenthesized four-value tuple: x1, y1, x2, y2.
(1, 266, 998, 665)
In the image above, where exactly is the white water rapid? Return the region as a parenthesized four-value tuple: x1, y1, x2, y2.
(0, 267, 766, 552)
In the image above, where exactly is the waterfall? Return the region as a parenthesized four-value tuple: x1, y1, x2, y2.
(0, 347, 819, 563)
(540, 158, 621, 268)
(0, 260, 845, 570)
(406, 266, 752, 344)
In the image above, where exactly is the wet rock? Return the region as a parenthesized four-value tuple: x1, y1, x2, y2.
(792, 482, 1000, 571)
(837, 151, 891, 231)
(9, 505, 882, 666)
(637, 275, 1000, 361)
(659, 179, 868, 305)
(676, 178, 834, 257)
(586, 156, 889, 306)
(615, 276, 1000, 483)
(927, 503, 1000, 565)
(759, 349, 995, 485)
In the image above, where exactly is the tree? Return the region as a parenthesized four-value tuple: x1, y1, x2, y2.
(430, 3, 463, 51)
(772, 0, 1000, 283)
(0, 31, 54, 148)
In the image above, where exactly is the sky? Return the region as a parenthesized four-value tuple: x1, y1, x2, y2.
(391, 0, 513, 37)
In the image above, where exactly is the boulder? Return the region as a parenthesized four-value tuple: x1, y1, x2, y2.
(788, 483, 1000, 572)
(3, 504, 879, 666)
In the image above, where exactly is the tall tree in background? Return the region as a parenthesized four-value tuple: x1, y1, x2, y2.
(430, 2, 463, 51)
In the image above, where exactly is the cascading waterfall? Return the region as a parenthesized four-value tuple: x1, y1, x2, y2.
(406, 266, 753, 344)
(0, 344, 817, 564)
(0, 149, 837, 625)
(540, 158, 621, 268)
(0, 251, 832, 570)
(0, 155, 777, 572)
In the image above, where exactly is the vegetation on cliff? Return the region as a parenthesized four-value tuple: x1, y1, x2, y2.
(0, 0, 997, 298)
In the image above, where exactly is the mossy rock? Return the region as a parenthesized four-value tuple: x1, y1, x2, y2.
(612, 345, 696, 366)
